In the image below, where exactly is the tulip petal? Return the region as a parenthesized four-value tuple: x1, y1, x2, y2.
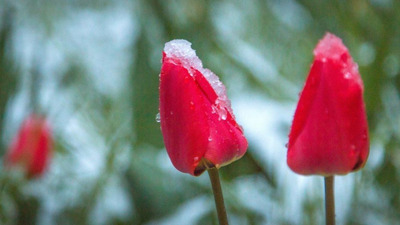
(160, 61, 211, 175)
(5, 115, 53, 178)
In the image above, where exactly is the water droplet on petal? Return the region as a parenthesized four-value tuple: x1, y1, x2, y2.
(344, 72, 351, 79)
(194, 157, 199, 162)
(208, 137, 212, 141)
(190, 101, 195, 110)
(349, 144, 356, 156)
(220, 109, 227, 120)
(211, 105, 217, 114)
(362, 134, 367, 140)
(214, 99, 229, 120)
(155, 113, 161, 123)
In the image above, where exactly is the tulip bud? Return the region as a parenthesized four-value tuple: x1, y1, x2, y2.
(5, 114, 53, 178)
(287, 33, 369, 176)
(159, 40, 248, 176)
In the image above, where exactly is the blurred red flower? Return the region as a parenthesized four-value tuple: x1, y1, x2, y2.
(5, 114, 53, 178)
(159, 40, 248, 176)
(287, 33, 369, 176)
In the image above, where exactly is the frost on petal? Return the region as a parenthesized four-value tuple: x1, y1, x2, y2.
(313, 33, 348, 61)
(163, 40, 234, 120)
(164, 40, 202, 76)
(314, 33, 361, 86)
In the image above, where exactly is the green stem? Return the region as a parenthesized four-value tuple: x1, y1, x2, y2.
(324, 176, 335, 225)
(207, 168, 229, 225)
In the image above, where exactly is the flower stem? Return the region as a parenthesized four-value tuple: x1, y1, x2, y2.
(207, 168, 229, 225)
(324, 176, 335, 225)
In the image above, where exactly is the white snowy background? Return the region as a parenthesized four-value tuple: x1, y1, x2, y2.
(0, 0, 398, 225)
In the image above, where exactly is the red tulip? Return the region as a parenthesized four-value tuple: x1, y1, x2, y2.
(287, 33, 369, 176)
(159, 40, 248, 176)
(5, 114, 53, 178)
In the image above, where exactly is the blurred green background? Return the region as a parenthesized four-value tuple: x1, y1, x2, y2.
(0, 0, 399, 224)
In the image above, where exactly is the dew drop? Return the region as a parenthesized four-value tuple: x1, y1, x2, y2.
(220, 109, 227, 120)
(170, 111, 174, 115)
(155, 113, 161, 123)
(194, 157, 199, 162)
(349, 145, 356, 155)
(208, 137, 212, 141)
(211, 105, 217, 114)
(344, 72, 351, 79)
(362, 134, 367, 140)
(190, 101, 195, 110)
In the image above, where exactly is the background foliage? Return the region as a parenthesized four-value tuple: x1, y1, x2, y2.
(0, 0, 400, 224)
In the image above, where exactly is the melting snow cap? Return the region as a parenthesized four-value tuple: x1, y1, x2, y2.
(163, 39, 234, 118)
